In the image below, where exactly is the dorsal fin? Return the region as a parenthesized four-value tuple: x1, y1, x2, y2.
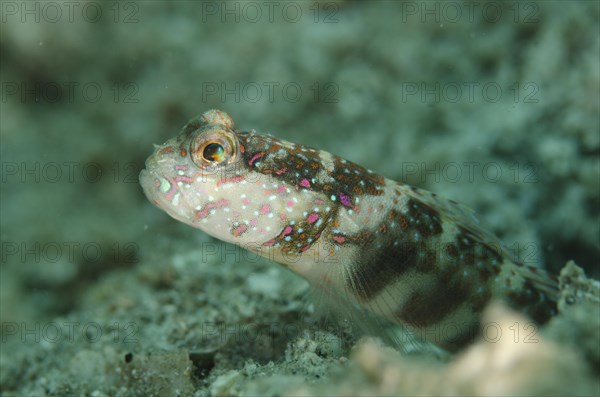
(400, 185, 507, 251)
(399, 184, 559, 301)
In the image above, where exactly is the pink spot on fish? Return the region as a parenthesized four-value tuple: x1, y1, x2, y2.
(333, 235, 346, 244)
(286, 200, 295, 207)
(250, 218, 258, 227)
(175, 175, 194, 184)
(217, 175, 245, 186)
(232, 224, 248, 237)
(249, 152, 265, 166)
(282, 226, 293, 236)
(277, 185, 287, 193)
(242, 197, 251, 205)
(300, 179, 311, 188)
(163, 176, 179, 202)
(195, 199, 231, 219)
(275, 168, 288, 175)
(260, 204, 271, 215)
(314, 199, 324, 204)
(339, 192, 352, 207)
(307, 213, 319, 224)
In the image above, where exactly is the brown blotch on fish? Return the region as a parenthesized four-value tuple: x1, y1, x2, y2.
(237, 132, 386, 204)
(396, 272, 470, 328)
(414, 249, 437, 273)
(445, 243, 459, 259)
(345, 211, 441, 301)
(504, 279, 555, 324)
(345, 230, 412, 301)
(406, 198, 443, 237)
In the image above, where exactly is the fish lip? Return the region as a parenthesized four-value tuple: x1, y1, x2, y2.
(140, 150, 165, 181)
(139, 167, 161, 194)
(138, 167, 151, 182)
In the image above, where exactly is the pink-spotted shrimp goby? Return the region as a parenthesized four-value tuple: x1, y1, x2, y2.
(140, 109, 558, 351)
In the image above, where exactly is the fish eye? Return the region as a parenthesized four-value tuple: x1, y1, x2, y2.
(202, 142, 225, 162)
(190, 130, 237, 169)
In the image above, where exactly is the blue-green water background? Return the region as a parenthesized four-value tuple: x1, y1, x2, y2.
(1, 1, 598, 395)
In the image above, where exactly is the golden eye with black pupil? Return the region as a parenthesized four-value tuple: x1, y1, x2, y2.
(203, 143, 225, 162)
(190, 130, 237, 169)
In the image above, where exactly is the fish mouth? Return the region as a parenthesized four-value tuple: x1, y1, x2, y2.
(139, 151, 167, 193)
(139, 147, 200, 224)
(139, 168, 158, 201)
(139, 168, 149, 187)
(139, 165, 192, 218)
(139, 165, 167, 197)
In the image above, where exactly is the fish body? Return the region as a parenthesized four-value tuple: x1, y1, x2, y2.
(140, 110, 557, 350)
